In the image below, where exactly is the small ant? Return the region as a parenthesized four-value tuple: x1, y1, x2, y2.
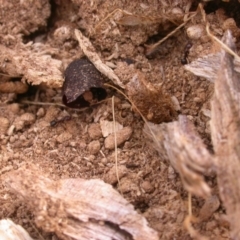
(50, 115, 71, 127)
(181, 41, 192, 65)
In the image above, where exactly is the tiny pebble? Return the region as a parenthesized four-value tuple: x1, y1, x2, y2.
(88, 140, 101, 155)
(104, 127, 133, 150)
(141, 181, 155, 193)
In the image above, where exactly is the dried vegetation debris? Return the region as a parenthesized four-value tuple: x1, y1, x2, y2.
(0, 43, 64, 89)
(145, 30, 240, 239)
(1, 0, 240, 239)
(126, 72, 177, 123)
(2, 165, 158, 240)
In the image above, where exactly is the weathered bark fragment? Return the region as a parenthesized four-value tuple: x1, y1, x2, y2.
(211, 31, 240, 239)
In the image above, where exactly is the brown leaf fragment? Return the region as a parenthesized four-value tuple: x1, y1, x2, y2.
(3, 165, 158, 240)
(126, 73, 176, 124)
(63, 57, 107, 108)
(211, 30, 240, 239)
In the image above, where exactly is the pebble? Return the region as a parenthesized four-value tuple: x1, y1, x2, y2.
(199, 195, 220, 221)
(0, 117, 10, 135)
(141, 180, 155, 193)
(104, 165, 128, 185)
(56, 132, 72, 143)
(88, 123, 102, 139)
(104, 127, 133, 150)
(88, 140, 101, 155)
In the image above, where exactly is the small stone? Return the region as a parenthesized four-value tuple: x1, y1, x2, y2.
(88, 140, 101, 155)
(104, 127, 133, 150)
(187, 24, 205, 40)
(0, 117, 10, 135)
(56, 132, 72, 143)
(199, 195, 220, 221)
(104, 165, 128, 185)
(36, 107, 45, 118)
(7, 103, 20, 114)
(88, 123, 102, 139)
(141, 181, 155, 193)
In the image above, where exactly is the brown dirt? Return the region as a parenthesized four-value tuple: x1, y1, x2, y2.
(1, 0, 239, 239)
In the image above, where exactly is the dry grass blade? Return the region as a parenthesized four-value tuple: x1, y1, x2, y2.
(111, 96, 122, 195)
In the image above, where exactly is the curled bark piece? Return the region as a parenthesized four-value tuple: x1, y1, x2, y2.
(144, 115, 214, 198)
(211, 30, 240, 239)
(63, 58, 107, 108)
(74, 29, 125, 89)
(3, 165, 158, 240)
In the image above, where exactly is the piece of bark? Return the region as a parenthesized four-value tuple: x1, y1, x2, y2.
(0, 219, 33, 240)
(144, 115, 213, 198)
(3, 165, 158, 240)
(74, 29, 125, 89)
(211, 30, 240, 239)
(184, 51, 240, 82)
(0, 44, 63, 88)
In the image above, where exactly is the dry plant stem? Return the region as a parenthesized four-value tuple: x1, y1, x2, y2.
(112, 96, 122, 194)
(211, 31, 240, 239)
(21, 100, 66, 108)
(188, 193, 192, 216)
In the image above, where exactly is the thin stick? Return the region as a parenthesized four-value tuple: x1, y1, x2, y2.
(188, 192, 192, 216)
(21, 100, 66, 107)
(112, 96, 122, 194)
(0, 72, 21, 78)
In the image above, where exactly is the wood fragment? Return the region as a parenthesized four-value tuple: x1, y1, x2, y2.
(144, 115, 214, 198)
(74, 29, 125, 89)
(211, 30, 240, 239)
(3, 165, 158, 240)
(185, 52, 240, 82)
